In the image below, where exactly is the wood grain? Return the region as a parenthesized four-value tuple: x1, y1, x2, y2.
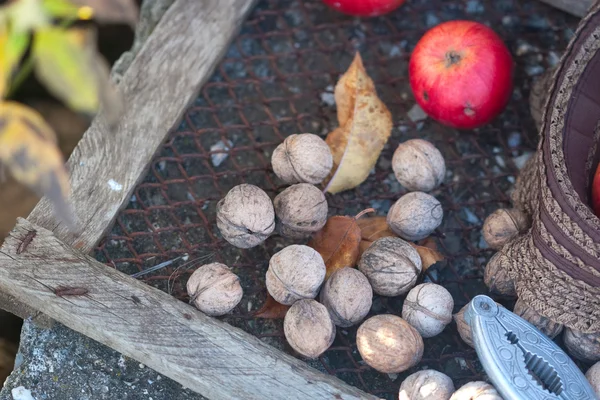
(0, 219, 378, 400)
(28, 0, 255, 253)
(0, 0, 255, 323)
(537, 0, 593, 17)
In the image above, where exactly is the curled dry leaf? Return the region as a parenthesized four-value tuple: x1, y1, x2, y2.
(252, 292, 290, 319)
(409, 237, 445, 271)
(0, 101, 76, 229)
(356, 216, 396, 256)
(308, 208, 374, 279)
(323, 53, 392, 194)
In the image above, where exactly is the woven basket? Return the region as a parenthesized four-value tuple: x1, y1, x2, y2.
(488, 1, 600, 335)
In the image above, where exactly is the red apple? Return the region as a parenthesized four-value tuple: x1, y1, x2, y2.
(322, 0, 405, 17)
(592, 162, 600, 217)
(409, 20, 514, 129)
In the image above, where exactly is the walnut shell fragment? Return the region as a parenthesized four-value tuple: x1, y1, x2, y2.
(266, 244, 326, 305)
(392, 138, 446, 192)
(513, 298, 563, 339)
(563, 328, 600, 363)
(186, 263, 243, 316)
(272, 133, 333, 184)
(274, 183, 328, 239)
(449, 381, 502, 400)
(216, 184, 275, 249)
(482, 208, 530, 250)
(357, 314, 423, 373)
(319, 267, 373, 328)
(402, 283, 454, 338)
(399, 369, 455, 400)
(283, 299, 335, 359)
(387, 192, 443, 241)
(483, 252, 516, 297)
(358, 236, 422, 297)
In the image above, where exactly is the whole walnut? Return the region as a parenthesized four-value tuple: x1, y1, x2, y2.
(272, 133, 333, 184)
(449, 381, 502, 400)
(387, 192, 443, 241)
(266, 245, 326, 305)
(358, 237, 422, 297)
(399, 369, 455, 400)
(454, 302, 504, 348)
(186, 263, 243, 316)
(563, 328, 600, 363)
(319, 267, 373, 327)
(357, 314, 423, 373)
(403, 283, 454, 338)
(283, 299, 335, 359)
(216, 184, 275, 249)
(483, 252, 516, 297)
(513, 299, 563, 339)
(274, 183, 328, 239)
(585, 362, 600, 398)
(482, 208, 530, 250)
(392, 139, 446, 192)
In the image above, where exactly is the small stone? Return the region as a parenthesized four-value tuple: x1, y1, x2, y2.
(585, 362, 600, 398)
(274, 183, 328, 239)
(357, 315, 424, 373)
(392, 139, 446, 192)
(271, 133, 333, 184)
(210, 139, 233, 167)
(408, 104, 428, 123)
(402, 283, 454, 338)
(525, 65, 544, 76)
(450, 381, 502, 399)
(547, 51, 561, 67)
(319, 267, 373, 328)
(399, 369, 455, 400)
(387, 192, 444, 241)
(186, 263, 243, 316)
(266, 245, 326, 305)
(563, 328, 600, 363)
(507, 132, 521, 148)
(513, 152, 533, 170)
(283, 299, 335, 359)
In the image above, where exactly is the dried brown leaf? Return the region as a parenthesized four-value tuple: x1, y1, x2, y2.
(308, 208, 374, 279)
(409, 238, 445, 271)
(356, 216, 397, 256)
(323, 52, 392, 194)
(253, 293, 290, 319)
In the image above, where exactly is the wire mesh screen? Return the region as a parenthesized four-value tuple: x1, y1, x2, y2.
(94, 0, 579, 398)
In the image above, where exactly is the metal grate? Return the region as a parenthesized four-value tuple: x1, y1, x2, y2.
(94, 1, 579, 398)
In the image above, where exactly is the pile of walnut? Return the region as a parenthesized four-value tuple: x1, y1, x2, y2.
(186, 133, 499, 399)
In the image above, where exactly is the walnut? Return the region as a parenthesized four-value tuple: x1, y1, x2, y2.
(482, 208, 530, 250)
(272, 133, 333, 184)
(513, 299, 563, 339)
(266, 244, 326, 305)
(274, 183, 328, 239)
(358, 237, 422, 297)
(186, 263, 243, 316)
(356, 314, 424, 373)
(387, 192, 443, 241)
(283, 299, 335, 359)
(449, 381, 502, 400)
(319, 267, 372, 327)
(216, 184, 275, 249)
(563, 328, 600, 363)
(399, 369, 455, 400)
(483, 252, 516, 297)
(402, 283, 454, 338)
(454, 302, 504, 348)
(392, 139, 446, 192)
(585, 362, 600, 398)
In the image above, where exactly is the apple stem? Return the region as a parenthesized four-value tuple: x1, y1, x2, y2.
(445, 51, 462, 67)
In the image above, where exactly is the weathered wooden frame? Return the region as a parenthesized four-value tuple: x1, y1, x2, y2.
(0, 0, 376, 399)
(0, 0, 591, 399)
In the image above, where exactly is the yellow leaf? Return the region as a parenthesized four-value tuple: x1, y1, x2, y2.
(0, 101, 76, 228)
(42, 0, 89, 20)
(0, 25, 30, 98)
(5, 0, 50, 33)
(323, 53, 392, 194)
(409, 238, 445, 271)
(33, 27, 99, 114)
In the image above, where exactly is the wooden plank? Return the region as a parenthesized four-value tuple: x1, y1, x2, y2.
(537, 0, 593, 17)
(0, 219, 378, 400)
(0, 0, 255, 322)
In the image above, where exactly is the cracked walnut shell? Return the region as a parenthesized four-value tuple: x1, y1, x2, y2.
(272, 133, 333, 184)
(319, 267, 373, 328)
(266, 244, 326, 305)
(399, 369, 455, 400)
(449, 381, 502, 400)
(283, 299, 335, 359)
(357, 314, 423, 373)
(392, 139, 446, 192)
(186, 263, 243, 316)
(387, 192, 443, 241)
(216, 184, 275, 249)
(402, 283, 454, 338)
(274, 183, 328, 239)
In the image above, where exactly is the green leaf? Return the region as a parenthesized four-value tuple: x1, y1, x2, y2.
(5, 0, 50, 33)
(42, 0, 93, 20)
(33, 27, 99, 114)
(0, 23, 30, 98)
